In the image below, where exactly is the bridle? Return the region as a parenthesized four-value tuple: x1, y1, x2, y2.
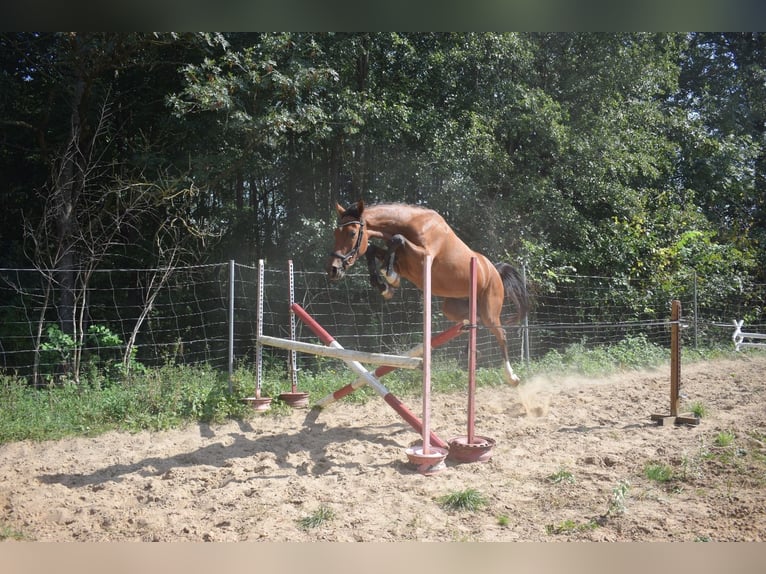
(329, 218, 365, 269)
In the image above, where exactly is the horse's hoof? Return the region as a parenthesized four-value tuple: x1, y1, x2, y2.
(381, 287, 395, 300)
(382, 271, 400, 288)
(505, 364, 520, 387)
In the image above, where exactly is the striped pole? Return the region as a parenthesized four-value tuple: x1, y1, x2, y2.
(291, 302, 448, 450)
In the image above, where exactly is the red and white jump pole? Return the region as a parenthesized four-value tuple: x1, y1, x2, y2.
(291, 302, 448, 450)
(315, 321, 465, 407)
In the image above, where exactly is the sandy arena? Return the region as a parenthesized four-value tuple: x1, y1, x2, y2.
(1, 355, 764, 541)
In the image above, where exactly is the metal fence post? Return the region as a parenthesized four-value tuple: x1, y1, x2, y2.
(228, 259, 235, 393)
(693, 270, 699, 350)
(522, 262, 530, 364)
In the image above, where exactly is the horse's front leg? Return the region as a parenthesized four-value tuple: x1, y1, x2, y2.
(381, 234, 403, 287)
(365, 244, 395, 299)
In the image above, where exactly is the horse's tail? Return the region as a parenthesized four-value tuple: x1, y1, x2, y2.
(494, 262, 530, 324)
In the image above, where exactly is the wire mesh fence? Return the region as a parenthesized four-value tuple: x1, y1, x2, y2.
(1, 261, 764, 384)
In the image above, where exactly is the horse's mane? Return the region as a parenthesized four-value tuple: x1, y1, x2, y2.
(342, 202, 432, 220)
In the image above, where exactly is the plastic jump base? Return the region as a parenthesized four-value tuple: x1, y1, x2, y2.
(278, 391, 310, 408)
(447, 435, 496, 463)
(241, 396, 272, 412)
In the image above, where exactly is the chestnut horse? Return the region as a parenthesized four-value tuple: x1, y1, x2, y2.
(325, 201, 528, 385)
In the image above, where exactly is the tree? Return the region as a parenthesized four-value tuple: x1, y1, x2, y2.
(1, 32, 224, 382)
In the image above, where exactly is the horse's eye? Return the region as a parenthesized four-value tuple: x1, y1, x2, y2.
(348, 230, 356, 239)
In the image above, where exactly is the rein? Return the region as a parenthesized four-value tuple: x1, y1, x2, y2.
(329, 218, 366, 268)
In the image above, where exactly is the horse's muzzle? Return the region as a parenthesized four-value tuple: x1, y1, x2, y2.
(326, 259, 345, 281)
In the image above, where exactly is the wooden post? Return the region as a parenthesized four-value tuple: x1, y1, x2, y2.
(651, 299, 699, 426)
(670, 299, 681, 417)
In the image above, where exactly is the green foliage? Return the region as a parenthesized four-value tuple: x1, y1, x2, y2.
(40, 323, 145, 384)
(546, 519, 599, 535)
(547, 469, 575, 484)
(689, 401, 708, 418)
(297, 505, 335, 530)
(714, 430, 736, 447)
(605, 480, 631, 518)
(0, 364, 250, 442)
(0, 522, 29, 541)
(644, 462, 675, 483)
(518, 334, 668, 379)
(437, 488, 488, 512)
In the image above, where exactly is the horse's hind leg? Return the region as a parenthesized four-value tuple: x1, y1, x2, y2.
(479, 292, 521, 386)
(444, 297, 519, 385)
(489, 324, 520, 386)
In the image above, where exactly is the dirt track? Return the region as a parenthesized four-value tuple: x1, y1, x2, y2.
(1, 355, 765, 541)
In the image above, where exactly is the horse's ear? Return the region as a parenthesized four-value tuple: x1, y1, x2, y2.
(356, 200, 365, 214)
(335, 203, 346, 217)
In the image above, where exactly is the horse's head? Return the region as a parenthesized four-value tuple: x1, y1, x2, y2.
(326, 201, 369, 281)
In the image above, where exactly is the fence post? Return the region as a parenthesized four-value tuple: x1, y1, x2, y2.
(651, 299, 699, 426)
(693, 271, 699, 350)
(521, 263, 530, 364)
(228, 259, 235, 393)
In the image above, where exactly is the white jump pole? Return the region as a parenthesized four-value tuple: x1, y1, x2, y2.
(257, 335, 421, 369)
(404, 255, 448, 474)
(422, 254, 433, 455)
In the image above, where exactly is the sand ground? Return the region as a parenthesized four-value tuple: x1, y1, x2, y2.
(1, 355, 764, 541)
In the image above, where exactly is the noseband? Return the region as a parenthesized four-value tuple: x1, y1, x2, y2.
(329, 218, 365, 269)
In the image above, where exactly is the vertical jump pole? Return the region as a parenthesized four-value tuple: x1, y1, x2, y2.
(279, 259, 310, 408)
(288, 260, 298, 393)
(243, 259, 271, 411)
(404, 254, 447, 474)
(446, 257, 496, 463)
(422, 254, 433, 455)
(466, 256, 478, 445)
(256, 259, 264, 399)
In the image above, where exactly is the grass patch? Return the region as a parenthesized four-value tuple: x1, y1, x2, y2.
(546, 519, 599, 535)
(689, 401, 708, 418)
(604, 480, 630, 518)
(0, 523, 29, 541)
(644, 462, 675, 483)
(714, 430, 736, 447)
(437, 488, 488, 512)
(297, 505, 335, 530)
(547, 469, 575, 484)
(0, 365, 252, 443)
